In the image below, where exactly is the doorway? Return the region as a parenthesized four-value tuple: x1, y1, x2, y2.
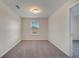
(70, 2, 79, 57)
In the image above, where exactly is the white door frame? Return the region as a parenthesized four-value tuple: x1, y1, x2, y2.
(69, 1, 79, 57)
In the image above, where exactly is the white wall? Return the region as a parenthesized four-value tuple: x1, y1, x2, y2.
(0, 1, 21, 57)
(48, 2, 70, 56)
(22, 18, 48, 40)
(48, 0, 79, 56)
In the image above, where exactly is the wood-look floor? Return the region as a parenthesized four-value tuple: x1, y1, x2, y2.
(2, 40, 69, 58)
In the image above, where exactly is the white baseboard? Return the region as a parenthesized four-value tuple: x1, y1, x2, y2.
(22, 39, 48, 40)
(0, 39, 21, 57)
(48, 40, 70, 57)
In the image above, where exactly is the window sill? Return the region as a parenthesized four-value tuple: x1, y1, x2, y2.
(32, 34, 40, 36)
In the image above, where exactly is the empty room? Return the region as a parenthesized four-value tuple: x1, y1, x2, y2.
(0, 0, 79, 58)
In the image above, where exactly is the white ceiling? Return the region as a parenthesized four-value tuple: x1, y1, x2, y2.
(1, 0, 68, 18)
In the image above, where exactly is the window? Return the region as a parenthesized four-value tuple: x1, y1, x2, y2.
(32, 20, 39, 35)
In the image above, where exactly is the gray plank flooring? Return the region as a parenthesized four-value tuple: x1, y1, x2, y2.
(2, 40, 69, 58)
